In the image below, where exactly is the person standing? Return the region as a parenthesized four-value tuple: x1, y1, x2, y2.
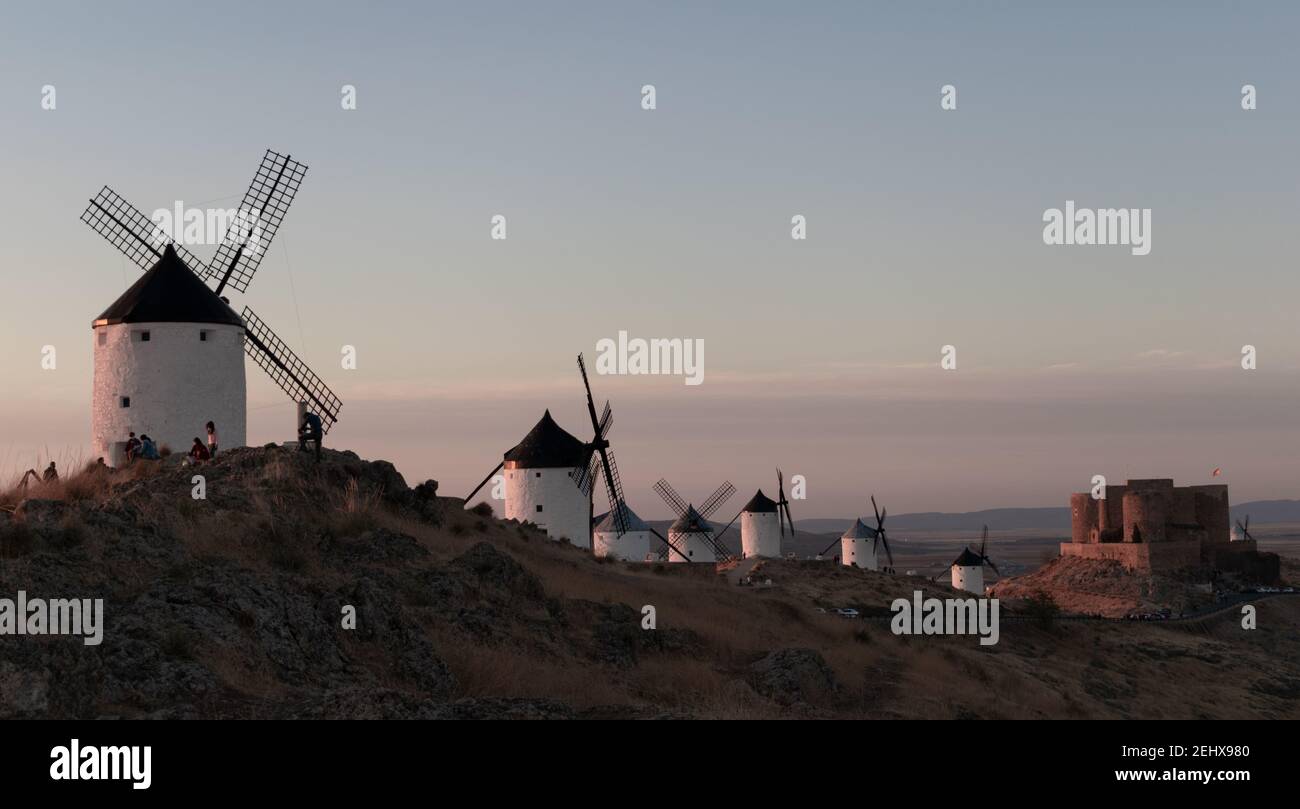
(206, 421, 219, 458)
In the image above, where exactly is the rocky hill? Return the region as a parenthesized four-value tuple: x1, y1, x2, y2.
(1, 446, 1297, 719)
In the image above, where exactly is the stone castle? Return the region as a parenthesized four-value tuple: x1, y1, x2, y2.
(1062, 478, 1277, 579)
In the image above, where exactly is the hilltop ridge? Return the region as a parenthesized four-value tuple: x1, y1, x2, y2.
(1, 446, 1297, 719)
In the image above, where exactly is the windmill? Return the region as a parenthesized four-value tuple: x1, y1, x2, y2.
(820, 495, 893, 571)
(729, 469, 797, 559)
(463, 353, 633, 550)
(653, 479, 736, 563)
(1233, 515, 1253, 543)
(939, 525, 1000, 594)
(592, 503, 655, 561)
(82, 150, 340, 465)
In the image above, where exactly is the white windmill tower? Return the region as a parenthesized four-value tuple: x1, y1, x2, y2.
(81, 151, 341, 466)
(817, 495, 893, 571)
(941, 525, 999, 594)
(838, 519, 880, 569)
(593, 504, 653, 561)
(653, 479, 735, 563)
(90, 245, 246, 465)
(465, 354, 632, 550)
(480, 410, 592, 546)
(730, 469, 796, 559)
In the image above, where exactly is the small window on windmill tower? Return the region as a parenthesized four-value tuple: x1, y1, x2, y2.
(97, 331, 107, 346)
(200, 330, 209, 342)
(535, 472, 542, 478)
(120, 396, 131, 408)
(134, 330, 151, 343)
(536, 504, 544, 513)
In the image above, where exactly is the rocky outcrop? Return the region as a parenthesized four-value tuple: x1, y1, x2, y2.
(747, 648, 839, 706)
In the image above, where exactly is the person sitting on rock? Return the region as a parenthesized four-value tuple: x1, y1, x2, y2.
(125, 431, 141, 462)
(138, 435, 160, 461)
(42, 461, 58, 483)
(298, 411, 323, 463)
(189, 438, 211, 463)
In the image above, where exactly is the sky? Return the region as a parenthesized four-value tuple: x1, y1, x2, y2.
(1, 1, 1298, 518)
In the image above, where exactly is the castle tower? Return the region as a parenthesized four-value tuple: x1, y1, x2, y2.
(739, 489, 781, 559)
(1189, 485, 1231, 545)
(840, 518, 879, 570)
(593, 504, 652, 561)
(503, 410, 592, 547)
(92, 245, 246, 466)
(951, 548, 985, 593)
(1070, 493, 1098, 543)
(667, 506, 717, 563)
(1122, 489, 1167, 543)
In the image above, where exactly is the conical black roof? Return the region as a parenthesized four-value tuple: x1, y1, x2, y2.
(594, 504, 649, 533)
(504, 410, 588, 468)
(841, 518, 878, 540)
(953, 547, 984, 567)
(94, 244, 243, 327)
(740, 489, 777, 513)
(669, 505, 711, 534)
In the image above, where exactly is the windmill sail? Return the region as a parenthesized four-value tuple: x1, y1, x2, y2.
(653, 479, 689, 518)
(697, 482, 736, 520)
(211, 150, 308, 295)
(576, 353, 629, 535)
(599, 446, 629, 533)
(570, 451, 600, 498)
(81, 186, 210, 276)
(776, 468, 795, 537)
(702, 526, 735, 561)
(241, 306, 341, 433)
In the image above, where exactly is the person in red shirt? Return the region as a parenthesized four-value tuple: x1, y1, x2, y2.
(189, 437, 211, 462)
(125, 431, 141, 462)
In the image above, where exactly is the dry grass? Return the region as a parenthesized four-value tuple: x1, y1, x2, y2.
(0, 458, 163, 511)
(430, 627, 627, 708)
(332, 478, 384, 537)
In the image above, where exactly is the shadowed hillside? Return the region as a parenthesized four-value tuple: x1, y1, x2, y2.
(1, 447, 1297, 719)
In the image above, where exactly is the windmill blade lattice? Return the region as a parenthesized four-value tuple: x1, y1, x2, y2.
(81, 186, 211, 277)
(599, 446, 629, 534)
(242, 306, 341, 433)
(211, 150, 307, 295)
(576, 353, 629, 535)
(697, 482, 736, 520)
(653, 479, 690, 518)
